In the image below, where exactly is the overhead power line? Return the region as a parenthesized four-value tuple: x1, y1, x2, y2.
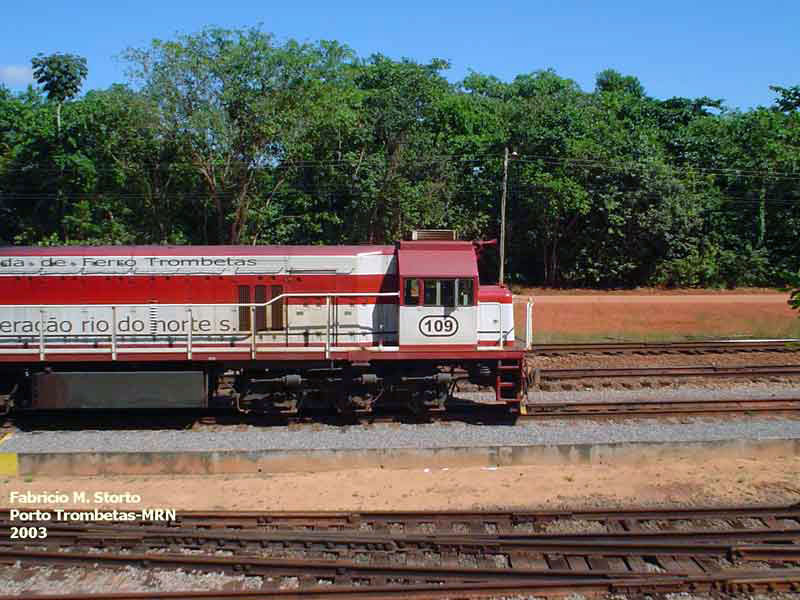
(1, 152, 799, 180)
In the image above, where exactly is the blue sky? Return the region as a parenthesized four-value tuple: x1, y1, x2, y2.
(0, 0, 797, 109)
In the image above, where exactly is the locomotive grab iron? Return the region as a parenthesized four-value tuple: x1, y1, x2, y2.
(0, 235, 527, 415)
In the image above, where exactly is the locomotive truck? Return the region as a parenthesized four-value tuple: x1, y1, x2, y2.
(0, 235, 526, 414)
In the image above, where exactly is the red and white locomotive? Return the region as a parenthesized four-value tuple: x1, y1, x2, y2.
(0, 234, 526, 414)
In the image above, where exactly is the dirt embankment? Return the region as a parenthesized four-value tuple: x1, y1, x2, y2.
(513, 291, 799, 343)
(2, 453, 798, 512)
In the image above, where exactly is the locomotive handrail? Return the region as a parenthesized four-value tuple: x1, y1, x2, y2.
(498, 302, 502, 347)
(1, 292, 532, 359)
(6, 291, 401, 361)
(5, 291, 401, 310)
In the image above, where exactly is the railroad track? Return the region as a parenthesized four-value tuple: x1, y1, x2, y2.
(2, 506, 800, 598)
(528, 339, 800, 356)
(2, 504, 797, 532)
(2, 575, 799, 599)
(533, 364, 800, 382)
(6, 518, 800, 558)
(520, 396, 800, 418)
(524, 363, 800, 397)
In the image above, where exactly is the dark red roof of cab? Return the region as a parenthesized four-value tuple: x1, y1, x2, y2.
(396, 241, 479, 279)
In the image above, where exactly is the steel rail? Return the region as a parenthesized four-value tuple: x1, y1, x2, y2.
(528, 340, 800, 355)
(2, 573, 800, 600)
(0, 547, 662, 581)
(536, 364, 800, 380)
(2, 551, 800, 599)
(6, 526, 799, 559)
(2, 505, 797, 530)
(8, 518, 800, 539)
(520, 396, 800, 418)
(4, 522, 800, 546)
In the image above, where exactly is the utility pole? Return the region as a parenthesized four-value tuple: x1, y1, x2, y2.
(499, 146, 509, 285)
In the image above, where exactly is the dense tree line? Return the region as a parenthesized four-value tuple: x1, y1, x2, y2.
(1, 27, 798, 288)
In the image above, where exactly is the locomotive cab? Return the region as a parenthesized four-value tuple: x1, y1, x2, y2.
(396, 241, 479, 348)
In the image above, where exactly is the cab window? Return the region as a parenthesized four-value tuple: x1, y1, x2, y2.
(404, 278, 420, 305)
(423, 279, 457, 307)
(457, 278, 474, 306)
(440, 280, 455, 306)
(423, 280, 438, 305)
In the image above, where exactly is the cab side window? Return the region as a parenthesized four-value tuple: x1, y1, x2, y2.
(423, 280, 439, 306)
(440, 280, 455, 306)
(411, 279, 474, 307)
(457, 279, 474, 306)
(404, 279, 420, 305)
(422, 279, 457, 307)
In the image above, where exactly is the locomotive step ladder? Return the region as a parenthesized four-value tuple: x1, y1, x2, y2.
(495, 358, 523, 403)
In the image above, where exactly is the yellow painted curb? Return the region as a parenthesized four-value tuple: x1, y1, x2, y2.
(0, 453, 18, 476)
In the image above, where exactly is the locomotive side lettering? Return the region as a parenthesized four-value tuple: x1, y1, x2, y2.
(143, 257, 258, 268)
(82, 257, 137, 268)
(0, 258, 25, 268)
(418, 315, 459, 337)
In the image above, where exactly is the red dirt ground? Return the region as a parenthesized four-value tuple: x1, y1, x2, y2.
(512, 291, 799, 342)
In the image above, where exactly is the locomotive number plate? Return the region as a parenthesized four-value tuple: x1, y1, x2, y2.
(418, 315, 459, 337)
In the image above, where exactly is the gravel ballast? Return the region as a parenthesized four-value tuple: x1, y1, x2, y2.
(3, 418, 800, 454)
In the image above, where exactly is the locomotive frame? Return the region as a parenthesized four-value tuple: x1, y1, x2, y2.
(0, 239, 527, 415)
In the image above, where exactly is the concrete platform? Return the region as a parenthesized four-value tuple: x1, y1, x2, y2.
(1, 418, 799, 477)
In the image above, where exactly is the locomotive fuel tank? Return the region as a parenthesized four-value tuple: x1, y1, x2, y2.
(29, 371, 208, 410)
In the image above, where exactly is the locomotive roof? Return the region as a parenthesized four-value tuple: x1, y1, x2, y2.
(396, 240, 479, 278)
(0, 245, 396, 256)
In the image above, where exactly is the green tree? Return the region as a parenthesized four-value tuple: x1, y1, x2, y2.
(124, 27, 353, 244)
(28, 53, 88, 241)
(595, 69, 645, 97)
(31, 53, 88, 135)
(501, 70, 594, 284)
(770, 85, 800, 112)
(2, 31, 799, 291)
(350, 55, 453, 242)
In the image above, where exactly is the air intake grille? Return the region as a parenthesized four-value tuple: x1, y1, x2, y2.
(410, 230, 457, 241)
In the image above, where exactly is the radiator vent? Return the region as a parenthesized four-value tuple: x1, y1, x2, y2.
(410, 229, 457, 241)
(149, 304, 159, 334)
